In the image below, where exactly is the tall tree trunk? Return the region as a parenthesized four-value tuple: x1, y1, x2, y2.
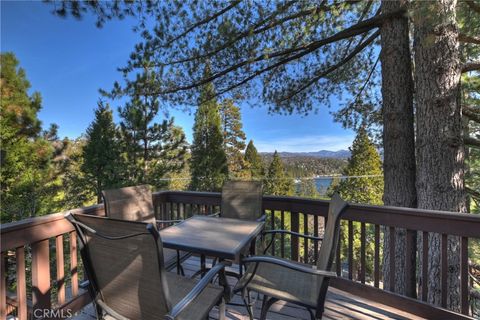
(413, 0, 466, 310)
(380, 0, 417, 296)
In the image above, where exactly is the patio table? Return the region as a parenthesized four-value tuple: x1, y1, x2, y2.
(160, 215, 264, 262)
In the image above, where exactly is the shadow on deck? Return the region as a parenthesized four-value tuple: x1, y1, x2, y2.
(73, 256, 424, 320)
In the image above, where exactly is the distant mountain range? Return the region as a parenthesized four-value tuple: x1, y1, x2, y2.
(261, 150, 351, 159)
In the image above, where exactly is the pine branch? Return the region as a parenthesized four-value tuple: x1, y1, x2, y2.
(459, 33, 480, 45)
(159, 10, 403, 95)
(466, 187, 480, 200)
(465, 136, 480, 148)
(150, 0, 361, 67)
(161, 0, 241, 48)
(462, 61, 480, 73)
(464, 105, 480, 123)
(465, 0, 480, 14)
(279, 30, 380, 103)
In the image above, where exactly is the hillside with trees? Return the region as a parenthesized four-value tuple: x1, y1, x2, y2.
(261, 154, 347, 178)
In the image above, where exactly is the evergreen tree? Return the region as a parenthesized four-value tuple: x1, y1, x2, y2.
(244, 140, 264, 179)
(0, 52, 58, 221)
(117, 71, 188, 189)
(61, 137, 96, 208)
(297, 178, 319, 199)
(334, 128, 383, 204)
(82, 102, 123, 203)
(219, 99, 247, 179)
(330, 128, 383, 281)
(190, 79, 228, 192)
(264, 151, 294, 196)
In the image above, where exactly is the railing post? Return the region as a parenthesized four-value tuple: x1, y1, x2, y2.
(291, 212, 299, 262)
(16, 247, 27, 320)
(32, 239, 51, 312)
(460, 237, 469, 315)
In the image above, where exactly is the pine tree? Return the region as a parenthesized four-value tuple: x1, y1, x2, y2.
(189, 78, 228, 192)
(117, 71, 188, 188)
(264, 151, 294, 196)
(0, 52, 58, 221)
(334, 128, 383, 204)
(297, 178, 319, 199)
(219, 99, 247, 179)
(244, 140, 264, 179)
(82, 102, 123, 203)
(331, 128, 383, 281)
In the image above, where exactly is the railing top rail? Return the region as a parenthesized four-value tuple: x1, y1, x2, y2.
(0, 204, 104, 251)
(155, 190, 480, 223)
(154, 191, 480, 237)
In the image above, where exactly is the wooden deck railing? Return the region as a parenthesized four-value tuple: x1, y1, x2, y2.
(1, 190, 479, 319)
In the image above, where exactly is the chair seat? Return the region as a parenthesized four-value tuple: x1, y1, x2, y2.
(166, 273, 224, 320)
(236, 257, 320, 308)
(163, 248, 190, 271)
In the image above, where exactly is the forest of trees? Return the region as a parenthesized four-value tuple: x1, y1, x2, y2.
(0, 52, 323, 222)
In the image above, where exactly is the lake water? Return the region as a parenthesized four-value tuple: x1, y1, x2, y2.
(295, 177, 339, 195)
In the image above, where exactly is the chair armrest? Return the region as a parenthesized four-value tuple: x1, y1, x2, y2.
(256, 214, 267, 222)
(262, 230, 322, 253)
(156, 219, 183, 223)
(207, 212, 220, 217)
(242, 256, 336, 278)
(263, 229, 323, 241)
(165, 262, 227, 320)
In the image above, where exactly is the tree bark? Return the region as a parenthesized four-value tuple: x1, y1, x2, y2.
(379, 0, 417, 296)
(413, 0, 466, 311)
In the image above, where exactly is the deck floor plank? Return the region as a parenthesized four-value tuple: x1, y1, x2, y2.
(72, 256, 425, 320)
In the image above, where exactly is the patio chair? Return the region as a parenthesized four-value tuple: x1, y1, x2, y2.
(220, 180, 265, 222)
(209, 181, 265, 278)
(65, 213, 229, 320)
(102, 185, 190, 274)
(235, 193, 348, 320)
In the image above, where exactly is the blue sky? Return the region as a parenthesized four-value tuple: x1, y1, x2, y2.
(1, 1, 354, 152)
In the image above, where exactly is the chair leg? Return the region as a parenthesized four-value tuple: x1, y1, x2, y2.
(218, 297, 226, 320)
(241, 289, 254, 320)
(259, 296, 278, 320)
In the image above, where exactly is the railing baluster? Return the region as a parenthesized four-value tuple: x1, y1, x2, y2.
(460, 236, 469, 315)
(291, 212, 299, 262)
(389, 226, 395, 292)
(179, 203, 184, 220)
(56, 235, 66, 305)
(422, 231, 428, 301)
(281, 211, 285, 258)
(314, 215, 318, 263)
(0, 252, 5, 320)
(271, 210, 275, 256)
(336, 226, 341, 276)
(348, 220, 353, 280)
(374, 224, 380, 288)
(32, 239, 51, 311)
(70, 231, 78, 297)
(360, 222, 366, 284)
(405, 229, 416, 298)
(304, 214, 308, 263)
(441, 234, 447, 308)
(16, 247, 27, 320)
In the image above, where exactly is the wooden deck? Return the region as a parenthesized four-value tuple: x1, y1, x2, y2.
(73, 256, 425, 320)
